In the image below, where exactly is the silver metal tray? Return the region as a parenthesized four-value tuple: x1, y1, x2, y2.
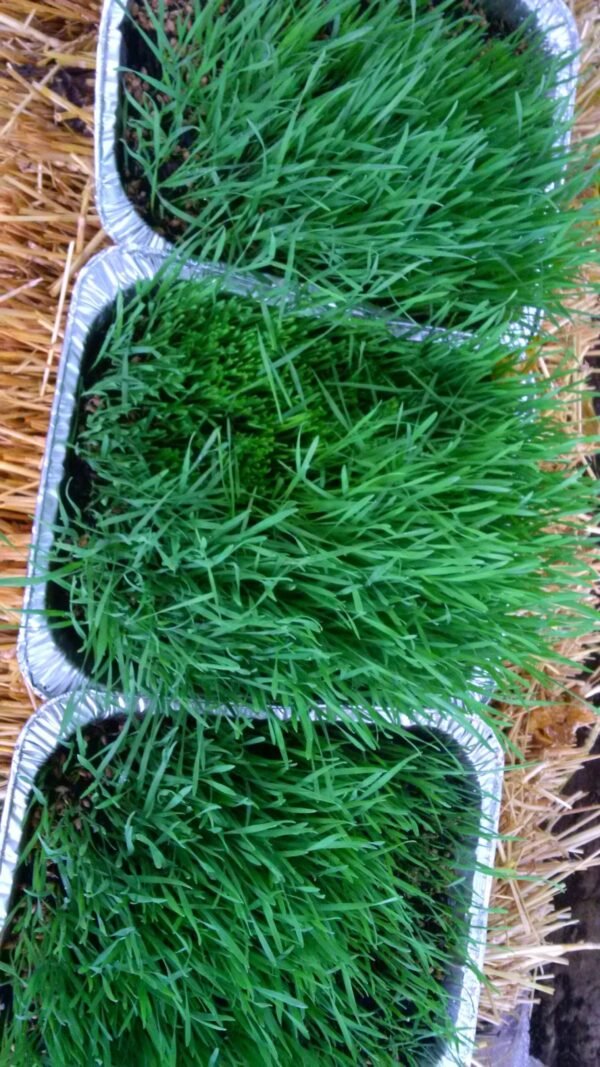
(13, 243, 502, 1061)
(0, 689, 504, 1067)
(95, 0, 580, 267)
(16, 247, 286, 699)
(16, 243, 481, 700)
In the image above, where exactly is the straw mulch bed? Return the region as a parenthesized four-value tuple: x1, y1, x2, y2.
(478, 0, 600, 1023)
(0, 0, 599, 1027)
(0, 0, 106, 754)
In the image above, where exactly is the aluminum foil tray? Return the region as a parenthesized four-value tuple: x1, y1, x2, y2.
(14, 243, 502, 1062)
(17, 243, 482, 699)
(95, 0, 580, 272)
(17, 246, 304, 698)
(0, 690, 504, 1067)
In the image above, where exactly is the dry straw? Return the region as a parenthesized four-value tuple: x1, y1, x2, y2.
(478, 0, 600, 1023)
(0, 0, 598, 1027)
(0, 0, 106, 763)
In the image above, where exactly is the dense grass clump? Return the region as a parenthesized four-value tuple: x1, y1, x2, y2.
(119, 0, 597, 327)
(0, 712, 482, 1067)
(48, 274, 597, 734)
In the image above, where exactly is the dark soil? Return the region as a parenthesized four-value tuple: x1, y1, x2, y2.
(529, 720, 600, 1067)
(118, 0, 197, 240)
(118, 0, 530, 247)
(585, 326, 600, 477)
(3, 62, 95, 137)
(430, 0, 520, 39)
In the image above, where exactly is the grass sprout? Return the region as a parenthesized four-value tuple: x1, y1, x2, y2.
(0, 711, 484, 1066)
(118, 0, 599, 326)
(46, 273, 599, 739)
